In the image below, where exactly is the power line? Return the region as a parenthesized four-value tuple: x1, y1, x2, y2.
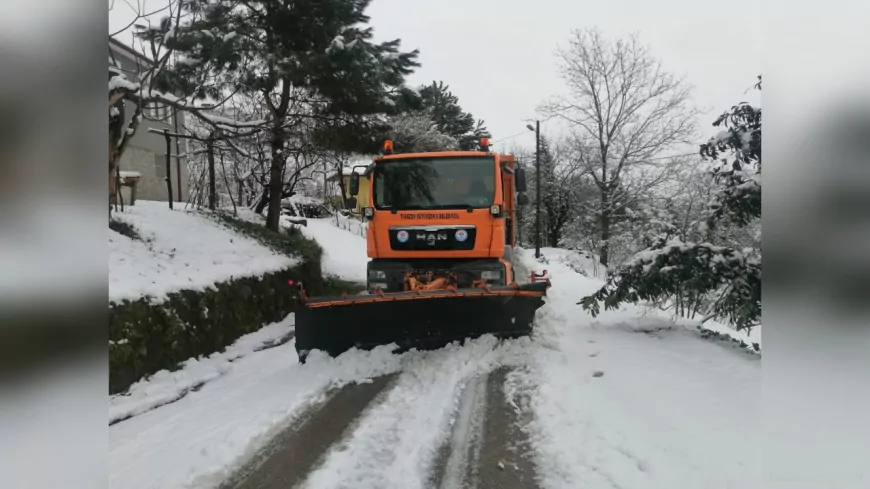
(494, 114, 559, 145)
(646, 152, 698, 161)
(493, 130, 529, 144)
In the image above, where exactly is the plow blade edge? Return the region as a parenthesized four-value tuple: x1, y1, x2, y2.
(294, 282, 548, 362)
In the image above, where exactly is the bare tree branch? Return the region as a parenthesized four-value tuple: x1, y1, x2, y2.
(538, 27, 698, 266)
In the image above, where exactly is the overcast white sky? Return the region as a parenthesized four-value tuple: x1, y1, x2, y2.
(110, 0, 762, 153)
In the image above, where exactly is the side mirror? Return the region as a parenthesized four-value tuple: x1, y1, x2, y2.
(349, 172, 360, 196)
(515, 167, 528, 192)
(346, 197, 357, 209)
(517, 192, 530, 207)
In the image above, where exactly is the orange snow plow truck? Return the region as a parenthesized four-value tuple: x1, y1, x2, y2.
(292, 138, 551, 363)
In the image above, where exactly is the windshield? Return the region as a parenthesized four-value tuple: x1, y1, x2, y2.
(373, 156, 495, 210)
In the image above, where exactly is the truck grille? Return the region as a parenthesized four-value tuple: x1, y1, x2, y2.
(388, 225, 476, 251)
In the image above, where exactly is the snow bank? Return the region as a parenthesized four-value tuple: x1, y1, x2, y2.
(299, 218, 368, 283)
(511, 248, 760, 489)
(109, 340, 410, 489)
(700, 317, 762, 348)
(109, 201, 296, 303)
(109, 316, 295, 425)
(231, 208, 266, 225)
(534, 245, 760, 347)
(535, 246, 606, 279)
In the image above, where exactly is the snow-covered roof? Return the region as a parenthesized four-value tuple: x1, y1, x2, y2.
(326, 165, 368, 181)
(109, 36, 154, 66)
(341, 166, 368, 176)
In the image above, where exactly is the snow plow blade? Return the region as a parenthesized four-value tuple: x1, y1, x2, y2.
(293, 282, 549, 362)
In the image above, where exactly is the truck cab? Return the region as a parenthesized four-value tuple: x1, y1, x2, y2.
(348, 138, 530, 293)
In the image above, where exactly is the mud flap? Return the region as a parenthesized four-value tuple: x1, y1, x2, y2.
(294, 282, 548, 362)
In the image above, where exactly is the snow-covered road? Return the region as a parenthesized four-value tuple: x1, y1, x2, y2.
(109, 219, 760, 489)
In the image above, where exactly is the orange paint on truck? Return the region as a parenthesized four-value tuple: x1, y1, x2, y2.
(350, 143, 529, 293)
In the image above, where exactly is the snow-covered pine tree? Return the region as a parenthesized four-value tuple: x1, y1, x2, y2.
(416, 81, 491, 150)
(147, 0, 420, 231)
(386, 112, 458, 153)
(580, 77, 761, 332)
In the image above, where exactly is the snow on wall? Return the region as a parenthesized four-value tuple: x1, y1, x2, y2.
(109, 201, 297, 304)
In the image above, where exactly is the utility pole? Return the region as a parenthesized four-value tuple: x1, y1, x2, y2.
(526, 121, 541, 258)
(163, 129, 174, 210)
(534, 120, 541, 258)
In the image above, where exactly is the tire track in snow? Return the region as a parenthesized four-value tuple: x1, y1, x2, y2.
(220, 373, 398, 489)
(298, 339, 511, 489)
(212, 336, 540, 489)
(476, 366, 540, 489)
(431, 373, 487, 489)
(432, 366, 541, 489)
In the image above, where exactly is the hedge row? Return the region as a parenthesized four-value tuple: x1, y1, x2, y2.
(109, 214, 361, 394)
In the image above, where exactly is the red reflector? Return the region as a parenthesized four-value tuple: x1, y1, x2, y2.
(288, 280, 295, 285)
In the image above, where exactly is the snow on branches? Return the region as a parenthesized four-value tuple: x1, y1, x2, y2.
(580, 77, 762, 332)
(580, 237, 761, 330)
(700, 77, 762, 227)
(386, 112, 458, 153)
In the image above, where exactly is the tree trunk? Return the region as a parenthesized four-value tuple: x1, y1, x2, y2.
(108, 104, 125, 212)
(599, 189, 611, 267)
(254, 188, 269, 215)
(109, 148, 120, 211)
(549, 225, 560, 249)
(599, 222, 610, 267)
(207, 138, 216, 210)
(265, 127, 284, 231)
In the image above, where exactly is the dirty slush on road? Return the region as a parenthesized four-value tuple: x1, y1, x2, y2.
(221, 365, 540, 489)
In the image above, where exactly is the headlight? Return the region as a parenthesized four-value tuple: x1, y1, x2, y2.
(369, 270, 386, 279)
(480, 270, 501, 280)
(363, 206, 374, 218)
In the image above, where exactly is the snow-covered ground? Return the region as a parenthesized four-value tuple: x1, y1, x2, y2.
(333, 212, 368, 237)
(231, 208, 368, 282)
(535, 245, 761, 348)
(509, 247, 759, 489)
(299, 217, 368, 283)
(109, 214, 760, 489)
(110, 339, 406, 489)
(109, 317, 295, 425)
(109, 201, 296, 303)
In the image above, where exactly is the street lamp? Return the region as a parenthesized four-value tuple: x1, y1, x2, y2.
(526, 120, 541, 258)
